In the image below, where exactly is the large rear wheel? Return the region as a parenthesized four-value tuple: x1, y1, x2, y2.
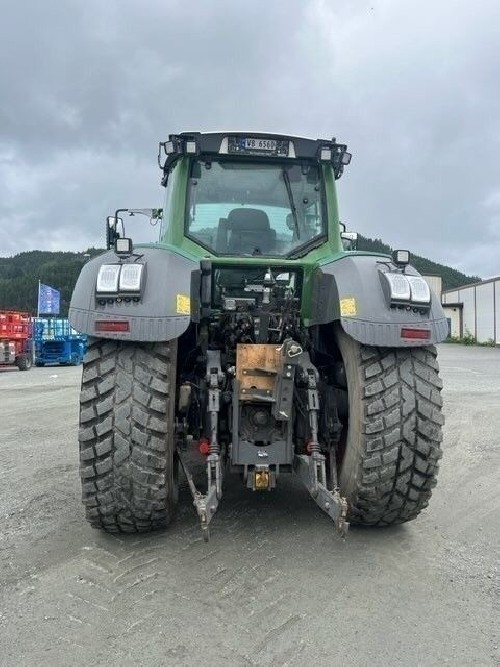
(79, 338, 178, 532)
(335, 327, 444, 526)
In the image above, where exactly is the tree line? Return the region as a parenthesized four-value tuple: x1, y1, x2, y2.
(356, 236, 480, 290)
(0, 249, 103, 316)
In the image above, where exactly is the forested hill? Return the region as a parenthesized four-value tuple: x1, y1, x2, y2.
(0, 249, 103, 316)
(357, 236, 480, 290)
(0, 241, 480, 316)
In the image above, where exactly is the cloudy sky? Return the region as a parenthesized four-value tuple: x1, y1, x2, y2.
(1, 0, 499, 278)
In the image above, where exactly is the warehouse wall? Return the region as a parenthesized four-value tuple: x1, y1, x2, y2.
(442, 278, 499, 344)
(443, 290, 459, 304)
(476, 282, 495, 343)
(496, 281, 500, 345)
(461, 288, 476, 338)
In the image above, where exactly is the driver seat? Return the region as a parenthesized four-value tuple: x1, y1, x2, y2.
(226, 208, 275, 254)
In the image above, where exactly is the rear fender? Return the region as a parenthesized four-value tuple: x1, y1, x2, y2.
(69, 247, 199, 341)
(310, 255, 449, 346)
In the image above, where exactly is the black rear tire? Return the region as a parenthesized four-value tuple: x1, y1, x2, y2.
(335, 327, 444, 526)
(79, 338, 178, 532)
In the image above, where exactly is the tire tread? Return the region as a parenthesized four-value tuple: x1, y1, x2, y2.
(78, 338, 177, 532)
(344, 341, 443, 526)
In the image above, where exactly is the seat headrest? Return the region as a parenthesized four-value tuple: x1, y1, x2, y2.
(227, 208, 270, 231)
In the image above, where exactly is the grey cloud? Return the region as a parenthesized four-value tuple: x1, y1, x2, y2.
(303, 0, 500, 275)
(1, 0, 499, 277)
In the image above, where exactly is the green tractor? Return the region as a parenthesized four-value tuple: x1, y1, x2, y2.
(69, 132, 447, 539)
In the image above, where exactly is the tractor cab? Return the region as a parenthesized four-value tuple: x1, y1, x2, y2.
(157, 132, 351, 260)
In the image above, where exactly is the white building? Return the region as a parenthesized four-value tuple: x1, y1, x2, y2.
(422, 275, 443, 300)
(441, 277, 500, 344)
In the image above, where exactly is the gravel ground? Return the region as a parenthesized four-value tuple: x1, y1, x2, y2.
(0, 344, 498, 666)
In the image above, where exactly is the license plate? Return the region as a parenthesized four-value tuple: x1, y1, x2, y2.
(227, 136, 289, 156)
(244, 137, 277, 152)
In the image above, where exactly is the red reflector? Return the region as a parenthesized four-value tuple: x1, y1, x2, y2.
(95, 320, 130, 333)
(401, 327, 431, 340)
(198, 438, 210, 456)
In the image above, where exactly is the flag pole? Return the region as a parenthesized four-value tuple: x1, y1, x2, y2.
(33, 280, 41, 365)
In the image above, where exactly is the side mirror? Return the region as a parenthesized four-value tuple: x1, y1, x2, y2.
(106, 216, 124, 249)
(341, 231, 358, 251)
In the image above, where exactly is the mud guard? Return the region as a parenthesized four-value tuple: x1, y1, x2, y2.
(69, 247, 199, 341)
(310, 254, 449, 346)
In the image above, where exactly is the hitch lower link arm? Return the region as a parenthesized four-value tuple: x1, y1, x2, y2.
(294, 366, 349, 537)
(178, 351, 225, 542)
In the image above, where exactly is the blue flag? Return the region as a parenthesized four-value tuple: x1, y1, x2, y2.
(38, 283, 60, 315)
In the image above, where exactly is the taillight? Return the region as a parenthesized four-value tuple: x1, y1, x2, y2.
(401, 327, 431, 340)
(95, 320, 130, 333)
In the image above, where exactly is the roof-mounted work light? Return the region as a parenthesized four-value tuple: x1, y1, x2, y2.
(341, 151, 352, 165)
(317, 140, 352, 177)
(319, 144, 333, 162)
(332, 143, 352, 176)
(163, 138, 179, 155)
(158, 134, 199, 174)
(317, 141, 336, 162)
(184, 137, 199, 155)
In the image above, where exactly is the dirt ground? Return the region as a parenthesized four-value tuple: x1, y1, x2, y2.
(0, 344, 498, 666)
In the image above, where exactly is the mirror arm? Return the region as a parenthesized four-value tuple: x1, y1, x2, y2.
(106, 211, 127, 250)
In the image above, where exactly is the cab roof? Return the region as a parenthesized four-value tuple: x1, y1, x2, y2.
(158, 131, 351, 182)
